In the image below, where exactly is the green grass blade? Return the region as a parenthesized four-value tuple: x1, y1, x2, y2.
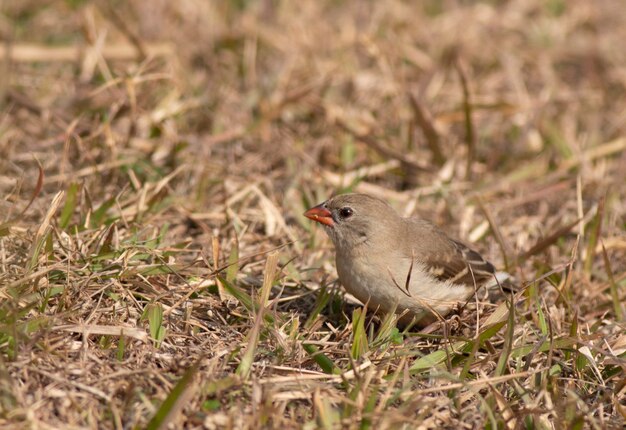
(350, 307, 369, 360)
(145, 359, 201, 430)
(303, 343, 339, 374)
(59, 183, 80, 229)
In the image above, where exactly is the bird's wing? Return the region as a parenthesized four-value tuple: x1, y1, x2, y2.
(404, 219, 496, 287)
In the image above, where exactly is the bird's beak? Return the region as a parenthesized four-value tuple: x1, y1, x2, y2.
(304, 203, 334, 226)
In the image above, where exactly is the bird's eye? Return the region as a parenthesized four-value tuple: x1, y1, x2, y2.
(339, 207, 353, 219)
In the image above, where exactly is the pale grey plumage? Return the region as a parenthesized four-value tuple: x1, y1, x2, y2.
(306, 193, 498, 326)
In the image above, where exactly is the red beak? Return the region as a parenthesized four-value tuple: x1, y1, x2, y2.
(304, 203, 334, 226)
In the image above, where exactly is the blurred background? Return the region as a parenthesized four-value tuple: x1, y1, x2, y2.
(2, 1, 625, 228)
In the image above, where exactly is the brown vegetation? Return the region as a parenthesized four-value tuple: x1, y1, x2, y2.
(1, 1, 625, 428)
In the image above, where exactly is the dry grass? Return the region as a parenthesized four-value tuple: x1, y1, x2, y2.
(1, 0, 625, 428)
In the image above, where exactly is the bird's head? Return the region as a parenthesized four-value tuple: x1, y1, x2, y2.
(304, 193, 399, 249)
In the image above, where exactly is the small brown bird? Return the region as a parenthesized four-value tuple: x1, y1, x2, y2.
(304, 193, 504, 327)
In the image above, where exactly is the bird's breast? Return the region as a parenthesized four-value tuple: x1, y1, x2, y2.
(335, 251, 475, 317)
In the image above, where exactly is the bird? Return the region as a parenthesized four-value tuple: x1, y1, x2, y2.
(304, 193, 505, 327)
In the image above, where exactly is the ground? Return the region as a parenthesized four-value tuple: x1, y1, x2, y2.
(1, 1, 625, 429)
